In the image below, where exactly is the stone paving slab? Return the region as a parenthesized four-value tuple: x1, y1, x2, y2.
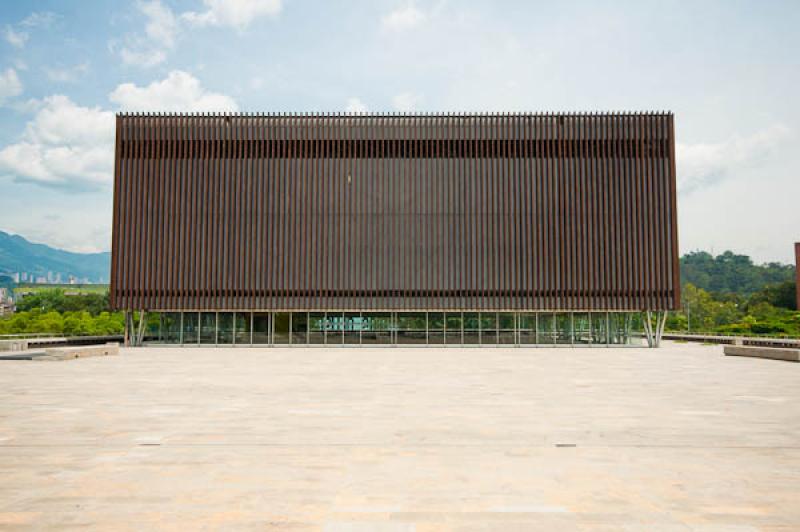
(0, 342, 798, 530)
(724, 345, 800, 362)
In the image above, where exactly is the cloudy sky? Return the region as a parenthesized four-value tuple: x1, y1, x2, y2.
(0, 0, 798, 263)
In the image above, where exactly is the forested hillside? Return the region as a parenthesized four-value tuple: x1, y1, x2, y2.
(680, 251, 795, 295)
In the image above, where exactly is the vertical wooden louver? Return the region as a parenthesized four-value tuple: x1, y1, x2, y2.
(110, 112, 680, 312)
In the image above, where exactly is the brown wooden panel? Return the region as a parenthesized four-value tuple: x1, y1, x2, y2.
(111, 113, 679, 311)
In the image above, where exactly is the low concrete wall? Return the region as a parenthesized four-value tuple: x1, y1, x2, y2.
(724, 345, 800, 362)
(0, 339, 28, 352)
(40, 343, 119, 361)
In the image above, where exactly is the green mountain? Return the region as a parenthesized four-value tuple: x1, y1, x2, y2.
(0, 230, 110, 283)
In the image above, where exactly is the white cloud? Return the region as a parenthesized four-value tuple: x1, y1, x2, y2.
(391, 92, 422, 112)
(109, 70, 238, 112)
(20, 12, 58, 29)
(0, 68, 23, 106)
(381, 2, 426, 32)
(0, 95, 114, 188)
(140, 0, 178, 47)
(45, 62, 90, 83)
(676, 125, 792, 194)
(182, 0, 282, 30)
(0, 71, 237, 191)
(345, 97, 368, 113)
(119, 48, 167, 68)
(4, 26, 28, 48)
(118, 0, 178, 67)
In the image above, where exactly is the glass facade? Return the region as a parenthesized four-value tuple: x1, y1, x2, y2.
(146, 311, 640, 346)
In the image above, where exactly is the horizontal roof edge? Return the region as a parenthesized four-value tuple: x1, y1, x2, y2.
(116, 111, 674, 118)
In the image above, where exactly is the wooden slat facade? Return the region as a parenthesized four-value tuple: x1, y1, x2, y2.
(110, 112, 680, 312)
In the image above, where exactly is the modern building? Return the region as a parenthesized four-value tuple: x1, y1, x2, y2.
(795, 242, 799, 311)
(110, 112, 679, 347)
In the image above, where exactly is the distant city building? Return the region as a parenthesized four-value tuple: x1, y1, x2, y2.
(795, 243, 799, 311)
(112, 112, 679, 348)
(0, 287, 14, 316)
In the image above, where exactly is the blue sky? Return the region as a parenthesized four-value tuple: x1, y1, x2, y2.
(0, 0, 798, 262)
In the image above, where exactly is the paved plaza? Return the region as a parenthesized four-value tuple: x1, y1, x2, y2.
(1, 342, 799, 530)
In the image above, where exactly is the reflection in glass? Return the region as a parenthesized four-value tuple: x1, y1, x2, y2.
(537, 313, 555, 344)
(325, 312, 343, 345)
(498, 313, 515, 330)
(252, 313, 270, 344)
(463, 314, 479, 344)
(362, 313, 392, 344)
(309, 312, 325, 344)
(463, 312, 480, 331)
(428, 331, 445, 344)
(218, 312, 234, 344)
(182, 312, 199, 344)
(161, 312, 181, 343)
(556, 314, 572, 344)
(498, 331, 515, 345)
(518, 313, 535, 344)
(591, 312, 607, 344)
(573, 313, 590, 344)
(234, 312, 251, 344)
(274, 313, 290, 344)
(292, 312, 308, 345)
(445, 313, 461, 331)
(200, 312, 216, 344)
(343, 312, 360, 344)
(480, 312, 497, 331)
(397, 313, 426, 331)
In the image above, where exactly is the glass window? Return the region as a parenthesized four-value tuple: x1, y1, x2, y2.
(609, 313, 634, 345)
(218, 312, 234, 344)
(160, 312, 181, 344)
(430, 312, 445, 330)
(480, 312, 497, 330)
(537, 313, 555, 344)
(428, 331, 445, 345)
(234, 312, 251, 345)
(199, 312, 216, 344)
(463, 312, 480, 331)
(252, 313, 270, 344)
(591, 312, 608, 345)
(274, 313, 290, 344)
(573, 313, 590, 344)
(481, 330, 498, 345)
(445, 312, 461, 330)
(292, 312, 308, 345)
(519, 313, 536, 345)
(555, 314, 572, 344)
(343, 312, 360, 345)
(498, 331, 515, 345)
(309, 312, 326, 344)
(518, 313, 535, 331)
(325, 312, 343, 345)
(498, 313, 515, 330)
(397, 312, 425, 344)
(182, 312, 198, 344)
(463, 312, 479, 345)
(397, 313, 426, 331)
(362, 312, 392, 344)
